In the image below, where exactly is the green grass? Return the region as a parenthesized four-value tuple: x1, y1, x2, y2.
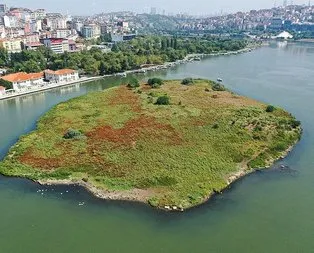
(0, 80, 302, 209)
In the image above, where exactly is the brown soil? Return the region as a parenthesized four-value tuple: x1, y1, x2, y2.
(19, 150, 61, 170)
(86, 114, 182, 146)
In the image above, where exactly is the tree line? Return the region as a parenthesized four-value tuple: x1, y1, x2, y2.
(0, 36, 248, 77)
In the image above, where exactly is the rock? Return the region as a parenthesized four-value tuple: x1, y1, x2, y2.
(164, 206, 171, 210)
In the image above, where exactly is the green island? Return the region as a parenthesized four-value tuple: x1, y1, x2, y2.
(0, 79, 301, 210)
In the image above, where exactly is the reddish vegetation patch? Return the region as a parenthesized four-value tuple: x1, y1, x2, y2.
(86, 115, 182, 147)
(109, 85, 142, 112)
(19, 150, 61, 170)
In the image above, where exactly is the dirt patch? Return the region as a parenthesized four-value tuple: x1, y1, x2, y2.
(19, 150, 61, 170)
(86, 115, 182, 146)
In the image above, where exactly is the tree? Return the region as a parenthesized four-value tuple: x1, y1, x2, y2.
(99, 61, 106, 76)
(0, 48, 8, 67)
(148, 78, 163, 88)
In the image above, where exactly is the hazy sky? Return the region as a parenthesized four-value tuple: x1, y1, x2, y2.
(4, 0, 309, 15)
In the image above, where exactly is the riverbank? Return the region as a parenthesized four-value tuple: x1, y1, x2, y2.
(0, 79, 301, 211)
(0, 44, 261, 102)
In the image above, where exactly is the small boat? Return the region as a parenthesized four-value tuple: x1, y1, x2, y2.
(78, 202, 85, 206)
(217, 78, 223, 82)
(194, 57, 201, 61)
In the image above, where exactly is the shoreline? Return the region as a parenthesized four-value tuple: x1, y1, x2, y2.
(0, 44, 261, 102)
(34, 139, 299, 212)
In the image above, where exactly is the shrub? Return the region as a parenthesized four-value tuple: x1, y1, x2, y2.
(212, 83, 226, 91)
(212, 123, 219, 129)
(63, 128, 84, 139)
(181, 78, 194, 85)
(127, 78, 140, 88)
(148, 78, 163, 88)
(266, 105, 275, 113)
(290, 120, 301, 129)
(155, 95, 170, 105)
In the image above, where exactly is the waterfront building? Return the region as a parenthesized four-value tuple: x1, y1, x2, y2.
(44, 69, 79, 83)
(1, 72, 44, 90)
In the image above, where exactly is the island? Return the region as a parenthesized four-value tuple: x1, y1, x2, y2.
(0, 79, 302, 211)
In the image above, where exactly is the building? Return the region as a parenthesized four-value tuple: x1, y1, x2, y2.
(269, 18, 283, 30)
(52, 28, 72, 38)
(45, 13, 67, 30)
(25, 42, 44, 51)
(0, 38, 23, 53)
(40, 38, 69, 54)
(73, 21, 83, 33)
(82, 24, 101, 39)
(1, 72, 44, 91)
(31, 9, 46, 20)
(3, 14, 18, 28)
(276, 31, 293, 40)
(111, 33, 136, 43)
(0, 4, 7, 15)
(44, 69, 79, 83)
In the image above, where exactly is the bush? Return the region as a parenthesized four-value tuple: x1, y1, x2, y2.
(212, 83, 226, 91)
(155, 95, 170, 105)
(290, 120, 301, 129)
(266, 105, 275, 113)
(127, 78, 140, 88)
(181, 78, 194, 85)
(63, 128, 84, 139)
(148, 78, 163, 88)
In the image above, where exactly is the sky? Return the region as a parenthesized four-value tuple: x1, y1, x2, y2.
(4, 0, 309, 15)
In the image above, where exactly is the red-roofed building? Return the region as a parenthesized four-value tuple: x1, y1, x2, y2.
(44, 69, 79, 83)
(1, 72, 44, 90)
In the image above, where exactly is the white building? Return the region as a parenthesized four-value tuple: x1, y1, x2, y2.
(1, 72, 44, 91)
(53, 28, 72, 38)
(276, 31, 293, 40)
(44, 69, 79, 83)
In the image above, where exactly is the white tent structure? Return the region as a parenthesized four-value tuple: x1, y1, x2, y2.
(276, 31, 293, 40)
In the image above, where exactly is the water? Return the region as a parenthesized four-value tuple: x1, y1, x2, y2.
(1, 42, 314, 252)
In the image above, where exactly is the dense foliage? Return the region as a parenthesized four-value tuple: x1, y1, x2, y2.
(148, 77, 164, 88)
(0, 36, 248, 76)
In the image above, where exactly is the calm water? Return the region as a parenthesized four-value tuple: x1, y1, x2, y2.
(1, 42, 314, 252)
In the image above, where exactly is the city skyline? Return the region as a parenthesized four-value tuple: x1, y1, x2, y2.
(3, 0, 311, 15)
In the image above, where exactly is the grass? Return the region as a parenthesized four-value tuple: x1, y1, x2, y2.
(0, 79, 302, 209)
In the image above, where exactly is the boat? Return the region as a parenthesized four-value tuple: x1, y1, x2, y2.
(217, 78, 223, 82)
